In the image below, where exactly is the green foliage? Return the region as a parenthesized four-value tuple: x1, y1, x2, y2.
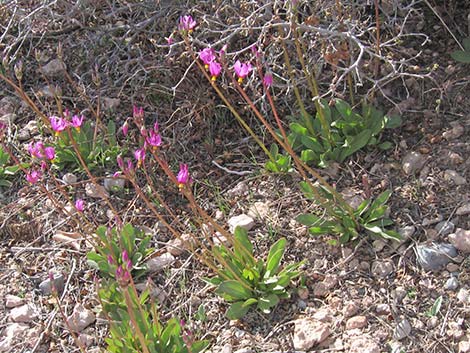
(297, 184, 401, 244)
(265, 143, 292, 172)
(0, 145, 26, 187)
(99, 279, 209, 353)
(206, 227, 304, 319)
(87, 223, 153, 280)
(451, 37, 470, 63)
(286, 99, 401, 168)
(53, 120, 122, 172)
(426, 296, 443, 317)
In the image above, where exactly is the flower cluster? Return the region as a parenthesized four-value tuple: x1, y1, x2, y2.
(178, 15, 197, 34)
(49, 112, 85, 135)
(233, 60, 252, 83)
(114, 250, 133, 287)
(199, 48, 222, 81)
(28, 141, 55, 161)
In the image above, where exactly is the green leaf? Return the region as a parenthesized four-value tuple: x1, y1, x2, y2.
(451, 50, 470, 63)
(290, 122, 308, 135)
(191, 340, 210, 353)
(226, 301, 251, 320)
(334, 99, 353, 120)
(216, 280, 252, 301)
(339, 129, 372, 161)
(463, 37, 470, 51)
(242, 298, 258, 307)
(427, 296, 443, 317)
(385, 115, 402, 128)
(369, 190, 392, 212)
(266, 238, 287, 275)
(269, 143, 279, 158)
(378, 141, 393, 150)
(300, 135, 324, 153)
(233, 226, 254, 261)
(257, 294, 280, 313)
(300, 149, 316, 163)
(295, 213, 321, 226)
(308, 226, 332, 235)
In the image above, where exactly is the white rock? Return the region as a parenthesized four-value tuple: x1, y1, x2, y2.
(41, 59, 66, 76)
(346, 315, 368, 330)
(349, 335, 381, 353)
(402, 151, 426, 175)
(0, 113, 17, 125)
(444, 170, 467, 185)
(166, 234, 194, 256)
(371, 260, 394, 278)
(78, 333, 95, 347)
(103, 177, 125, 192)
(247, 201, 270, 220)
(5, 295, 24, 308)
(226, 182, 248, 197)
(459, 340, 470, 353)
(394, 319, 411, 340)
(62, 173, 78, 185)
(457, 288, 470, 304)
(435, 221, 455, 236)
(398, 225, 416, 240)
(442, 122, 464, 140)
(228, 214, 254, 232)
(312, 282, 328, 297)
(67, 304, 96, 332)
(448, 229, 470, 253)
(375, 304, 390, 315)
(292, 317, 331, 350)
(343, 302, 359, 318)
(445, 277, 459, 291)
(146, 252, 175, 272)
(10, 304, 36, 322)
(456, 204, 470, 216)
(312, 307, 334, 323)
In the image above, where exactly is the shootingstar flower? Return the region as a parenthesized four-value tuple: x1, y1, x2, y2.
(71, 115, 84, 131)
(49, 116, 68, 135)
(178, 15, 196, 33)
(263, 72, 273, 87)
(134, 147, 146, 168)
(25, 169, 41, 184)
(146, 131, 162, 149)
(209, 61, 222, 81)
(177, 163, 190, 189)
(199, 48, 216, 68)
(44, 146, 55, 161)
(75, 199, 85, 212)
(234, 60, 252, 83)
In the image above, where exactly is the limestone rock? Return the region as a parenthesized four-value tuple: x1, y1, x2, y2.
(346, 315, 368, 330)
(5, 295, 24, 308)
(146, 252, 175, 272)
(40, 59, 66, 77)
(228, 214, 254, 232)
(10, 304, 36, 323)
(292, 317, 330, 351)
(67, 304, 96, 332)
(449, 229, 470, 253)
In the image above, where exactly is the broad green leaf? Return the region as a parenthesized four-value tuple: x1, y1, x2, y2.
(339, 232, 350, 244)
(226, 301, 251, 320)
(216, 280, 252, 301)
(427, 296, 443, 317)
(234, 226, 254, 260)
(266, 238, 287, 274)
(300, 149, 316, 163)
(269, 143, 279, 157)
(334, 99, 353, 120)
(299, 181, 315, 200)
(463, 37, 470, 51)
(295, 213, 322, 226)
(242, 298, 258, 307)
(290, 122, 308, 135)
(339, 129, 372, 161)
(378, 141, 393, 150)
(191, 340, 210, 353)
(354, 199, 371, 216)
(308, 226, 332, 235)
(385, 114, 402, 128)
(366, 205, 387, 222)
(369, 190, 392, 211)
(257, 294, 280, 313)
(451, 50, 470, 63)
(0, 179, 12, 187)
(300, 135, 324, 153)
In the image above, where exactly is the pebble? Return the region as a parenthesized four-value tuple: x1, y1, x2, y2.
(166, 234, 194, 256)
(0, 113, 17, 125)
(10, 304, 36, 323)
(392, 287, 407, 304)
(78, 333, 95, 347)
(40, 59, 66, 77)
(402, 151, 426, 175)
(427, 316, 439, 328)
(398, 225, 416, 241)
(459, 340, 470, 353)
(228, 214, 254, 232)
(17, 129, 31, 141)
(446, 263, 460, 272)
(298, 288, 309, 300)
(62, 173, 78, 185)
(85, 183, 109, 199)
(448, 229, 470, 253)
(292, 317, 331, 350)
(444, 277, 459, 291)
(457, 288, 470, 304)
(442, 122, 464, 140)
(247, 201, 270, 220)
(5, 295, 24, 308)
(422, 214, 443, 226)
(448, 151, 464, 165)
(444, 170, 467, 185)
(67, 304, 96, 332)
(39, 273, 65, 295)
(0, 97, 19, 116)
(323, 274, 338, 289)
(346, 315, 368, 330)
(101, 97, 121, 110)
(371, 260, 394, 278)
(343, 302, 359, 318)
(297, 299, 307, 310)
(312, 307, 334, 322)
(146, 252, 175, 272)
(393, 318, 411, 340)
(341, 188, 365, 209)
(456, 204, 470, 216)
(375, 304, 391, 315)
(415, 243, 458, 271)
(372, 239, 387, 252)
(312, 282, 328, 297)
(103, 176, 125, 192)
(435, 221, 455, 236)
(226, 182, 248, 197)
(349, 336, 380, 353)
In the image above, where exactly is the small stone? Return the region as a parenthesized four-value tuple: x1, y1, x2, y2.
(442, 122, 464, 140)
(103, 177, 125, 192)
(214, 210, 224, 220)
(39, 273, 65, 295)
(247, 201, 270, 220)
(447, 321, 464, 339)
(423, 215, 443, 227)
(456, 204, 470, 216)
(459, 340, 470, 353)
(102, 97, 121, 110)
(313, 282, 328, 297)
(39, 84, 62, 98)
(62, 173, 77, 185)
(0, 97, 19, 116)
(226, 182, 248, 197)
(346, 315, 368, 330)
(449, 229, 470, 253)
(146, 252, 175, 272)
(41, 59, 66, 77)
(323, 274, 338, 289)
(292, 317, 331, 350)
(427, 316, 439, 328)
(228, 214, 254, 232)
(297, 299, 307, 310)
(312, 307, 334, 322)
(375, 304, 391, 315)
(23, 120, 38, 135)
(348, 336, 380, 353)
(449, 152, 464, 165)
(0, 113, 17, 125)
(392, 287, 407, 304)
(166, 234, 194, 256)
(372, 239, 387, 252)
(371, 260, 394, 278)
(444, 170, 467, 185)
(402, 151, 426, 175)
(398, 225, 416, 240)
(67, 304, 96, 332)
(343, 302, 359, 318)
(220, 343, 232, 353)
(78, 333, 95, 347)
(435, 221, 455, 236)
(341, 188, 365, 209)
(298, 288, 309, 300)
(447, 263, 460, 272)
(85, 183, 109, 199)
(5, 295, 24, 308)
(17, 129, 31, 141)
(457, 288, 470, 304)
(394, 318, 411, 340)
(415, 243, 458, 271)
(445, 277, 459, 291)
(10, 304, 36, 322)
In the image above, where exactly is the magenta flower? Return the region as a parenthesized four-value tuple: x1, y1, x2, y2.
(44, 146, 55, 160)
(134, 147, 146, 167)
(75, 199, 85, 212)
(71, 115, 84, 131)
(209, 61, 222, 81)
(122, 121, 129, 136)
(234, 60, 252, 83)
(146, 131, 162, 149)
(177, 163, 190, 188)
(122, 250, 130, 263)
(107, 255, 114, 265)
(178, 15, 196, 32)
(153, 121, 159, 133)
(49, 116, 68, 134)
(263, 73, 273, 87)
(25, 169, 41, 184)
(199, 48, 216, 66)
(133, 105, 144, 120)
(28, 141, 44, 158)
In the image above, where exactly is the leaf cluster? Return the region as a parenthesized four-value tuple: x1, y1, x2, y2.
(451, 37, 470, 63)
(0, 145, 26, 187)
(206, 227, 304, 319)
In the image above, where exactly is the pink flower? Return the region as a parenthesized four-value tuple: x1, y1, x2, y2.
(133, 105, 144, 120)
(75, 199, 85, 212)
(49, 116, 68, 134)
(199, 48, 216, 66)
(146, 131, 162, 149)
(44, 146, 55, 160)
(28, 141, 44, 158)
(71, 115, 84, 131)
(25, 169, 41, 184)
(177, 163, 190, 188)
(134, 147, 146, 167)
(209, 61, 222, 81)
(122, 121, 129, 136)
(263, 73, 273, 87)
(234, 60, 252, 83)
(153, 121, 159, 133)
(178, 15, 196, 32)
